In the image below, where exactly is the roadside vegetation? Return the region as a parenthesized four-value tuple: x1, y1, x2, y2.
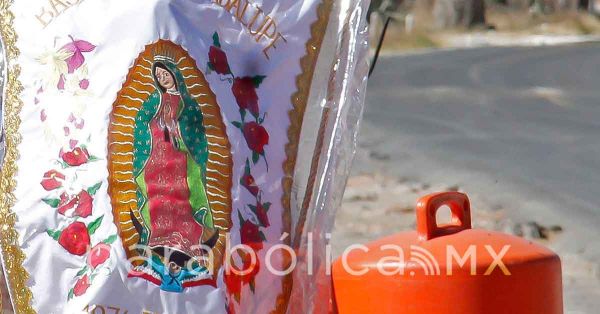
(371, 1, 600, 51)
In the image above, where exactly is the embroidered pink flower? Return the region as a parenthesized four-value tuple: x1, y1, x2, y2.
(87, 243, 111, 269)
(69, 113, 85, 129)
(41, 170, 65, 191)
(79, 79, 89, 90)
(209, 46, 230, 75)
(243, 122, 269, 154)
(62, 147, 89, 166)
(232, 77, 259, 117)
(57, 74, 66, 90)
(58, 222, 91, 256)
(73, 275, 91, 296)
(60, 36, 96, 74)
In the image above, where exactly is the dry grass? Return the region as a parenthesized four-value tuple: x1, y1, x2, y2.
(379, 25, 440, 51)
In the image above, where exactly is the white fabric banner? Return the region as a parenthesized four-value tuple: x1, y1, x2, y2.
(0, 0, 333, 312)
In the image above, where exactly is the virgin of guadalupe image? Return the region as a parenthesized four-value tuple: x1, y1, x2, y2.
(128, 53, 220, 292)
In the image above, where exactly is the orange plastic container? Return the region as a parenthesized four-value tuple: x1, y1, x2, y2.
(332, 192, 563, 314)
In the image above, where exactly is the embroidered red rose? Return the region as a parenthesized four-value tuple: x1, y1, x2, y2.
(240, 253, 260, 284)
(255, 202, 270, 228)
(57, 192, 78, 215)
(62, 147, 89, 166)
(73, 274, 91, 297)
(243, 122, 269, 154)
(209, 46, 230, 75)
(58, 221, 91, 256)
(74, 190, 93, 217)
(240, 220, 263, 251)
(224, 265, 242, 296)
(87, 243, 111, 269)
(41, 170, 65, 191)
(57, 190, 93, 218)
(240, 173, 259, 196)
(232, 77, 259, 117)
(227, 299, 237, 314)
(224, 255, 260, 296)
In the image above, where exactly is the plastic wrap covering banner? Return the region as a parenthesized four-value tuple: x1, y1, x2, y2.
(0, 0, 369, 313)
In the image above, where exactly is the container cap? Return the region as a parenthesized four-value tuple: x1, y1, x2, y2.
(332, 192, 563, 314)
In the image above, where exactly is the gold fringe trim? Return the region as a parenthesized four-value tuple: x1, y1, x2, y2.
(276, 0, 333, 313)
(0, 0, 36, 313)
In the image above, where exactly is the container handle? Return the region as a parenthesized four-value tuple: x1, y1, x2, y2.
(416, 192, 472, 241)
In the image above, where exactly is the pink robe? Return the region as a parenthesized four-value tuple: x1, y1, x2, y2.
(144, 92, 204, 258)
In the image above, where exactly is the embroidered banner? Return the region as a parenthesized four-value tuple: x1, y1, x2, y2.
(0, 0, 336, 313)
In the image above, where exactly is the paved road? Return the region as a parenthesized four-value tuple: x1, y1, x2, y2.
(354, 44, 600, 313)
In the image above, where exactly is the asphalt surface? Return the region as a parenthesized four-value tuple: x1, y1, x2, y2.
(353, 43, 600, 313)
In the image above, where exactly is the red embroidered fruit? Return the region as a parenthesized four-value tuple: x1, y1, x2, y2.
(232, 77, 259, 117)
(41, 170, 65, 191)
(255, 202, 270, 228)
(87, 243, 111, 269)
(62, 147, 90, 166)
(58, 222, 91, 256)
(243, 122, 269, 154)
(240, 220, 263, 251)
(73, 275, 91, 297)
(241, 173, 259, 196)
(209, 46, 230, 75)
